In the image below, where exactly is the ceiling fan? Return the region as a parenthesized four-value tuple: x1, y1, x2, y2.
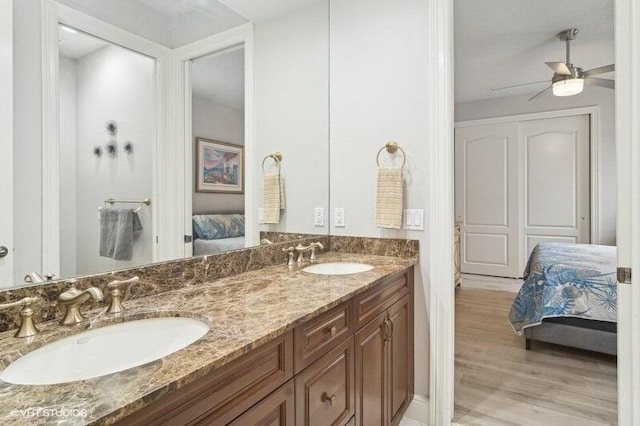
(494, 29, 615, 101)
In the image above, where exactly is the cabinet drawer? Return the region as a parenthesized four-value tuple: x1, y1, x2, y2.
(354, 271, 410, 328)
(226, 379, 295, 426)
(295, 336, 355, 426)
(118, 331, 293, 426)
(294, 301, 352, 373)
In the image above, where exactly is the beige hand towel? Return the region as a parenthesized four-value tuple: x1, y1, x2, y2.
(375, 167, 403, 229)
(279, 176, 286, 210)
(263, 173, 281, 223)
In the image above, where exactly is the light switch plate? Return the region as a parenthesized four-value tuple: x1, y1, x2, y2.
(334, 207, 345, 227)
(404, 209, 424, 231)
(314, 207, 324, 226)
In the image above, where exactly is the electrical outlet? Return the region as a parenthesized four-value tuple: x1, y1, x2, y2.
(334, 207, 345, 227)
(314, 207, 324, 226)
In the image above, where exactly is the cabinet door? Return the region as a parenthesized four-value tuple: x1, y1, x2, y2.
(388, 294, 413, 425)
(354, 311, 387, 426)
(295, 336, 355, 426)
(226, 380, 295, 426)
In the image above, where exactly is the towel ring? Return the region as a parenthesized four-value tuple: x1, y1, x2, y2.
(262, 152, 283, 174)
(376, 141, 406, 168)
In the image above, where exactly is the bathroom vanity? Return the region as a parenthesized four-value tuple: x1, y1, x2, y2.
(119, 265, 413, 426)
(0, 243, 416, 426)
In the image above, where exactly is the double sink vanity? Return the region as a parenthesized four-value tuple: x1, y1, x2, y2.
(0, 236, 417, 425)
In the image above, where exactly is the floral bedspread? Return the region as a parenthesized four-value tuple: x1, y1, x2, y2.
(509, 242, 617, 334)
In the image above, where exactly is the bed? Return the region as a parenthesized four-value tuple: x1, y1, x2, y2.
(192, 213, 246, 256)
(508, 242, 617, 355)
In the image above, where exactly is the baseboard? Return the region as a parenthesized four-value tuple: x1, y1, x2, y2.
(459, 273, 522, 293)
(403, 394, 429, 423)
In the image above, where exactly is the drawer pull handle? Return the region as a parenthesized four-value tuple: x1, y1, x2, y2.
(322, 392, 337, 406)
(328, 325, 337, 337)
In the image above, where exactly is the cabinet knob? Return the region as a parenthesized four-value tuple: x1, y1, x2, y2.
(328, 325, 337, 337)
(321, 392, 337, 406)
(0, 246, 8, 258)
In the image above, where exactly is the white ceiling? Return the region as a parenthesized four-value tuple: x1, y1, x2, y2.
(191, 47, 245, 110)
(454, 0, 614, 103)
(218, 0, 322, 23)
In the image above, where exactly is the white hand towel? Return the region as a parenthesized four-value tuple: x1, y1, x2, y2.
(263, 173, 281, 224)
(375, 167, 403, 229)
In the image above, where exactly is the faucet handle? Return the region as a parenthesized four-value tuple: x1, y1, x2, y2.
(281, 247, 296, 266)
(0, 296, 40, 338)
(310, 242, 325, 261)
(106, 276, 139, 314)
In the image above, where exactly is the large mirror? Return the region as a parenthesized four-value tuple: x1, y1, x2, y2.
(2, 0, 329, 288)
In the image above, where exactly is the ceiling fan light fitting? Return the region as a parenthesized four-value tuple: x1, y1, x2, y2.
(552, 78, 584, 96)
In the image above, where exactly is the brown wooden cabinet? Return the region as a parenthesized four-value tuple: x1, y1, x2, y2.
(354, 294, 413, 426)
(295, 336, 355, 426)
(228, 380, 295, 426)
(115, 266, 414, 426)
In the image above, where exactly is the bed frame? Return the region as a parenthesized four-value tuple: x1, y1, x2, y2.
(524, 317, 617, 355)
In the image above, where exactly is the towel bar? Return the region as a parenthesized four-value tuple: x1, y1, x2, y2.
(262, 152, 283, 174)
(376, 141, 406, 168)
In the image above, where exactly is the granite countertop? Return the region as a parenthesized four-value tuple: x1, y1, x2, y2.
(0, 252, 415, 425)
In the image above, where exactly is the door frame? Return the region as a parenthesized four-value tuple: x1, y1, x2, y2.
(40, 0, 169, 275)
(455, 106, 601, 249)
(430, 0, 639, 425)
(0, 0, 13, 284)
(171, 23, 255, 257)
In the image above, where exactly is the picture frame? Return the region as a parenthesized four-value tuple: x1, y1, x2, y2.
(196, 138, 244, 193)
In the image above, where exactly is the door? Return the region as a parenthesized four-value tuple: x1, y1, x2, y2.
(354, 311, 387, 426)
(519, 115, 590, 257)
(0, 0, 13, 284)
(455, 123, 520, 277)
(388, 294, 412, 425)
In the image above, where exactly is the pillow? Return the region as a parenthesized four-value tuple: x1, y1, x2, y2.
(192, 214, 245, 240)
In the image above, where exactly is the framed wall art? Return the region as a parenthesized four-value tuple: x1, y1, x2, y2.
(196, 138, 244, 193)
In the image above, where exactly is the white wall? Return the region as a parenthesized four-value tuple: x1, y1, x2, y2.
(329, 0, 430, 398)
(192, 96, 245, 215)
(455, 89, 616, 245)
(254, 1, 329, 235)
(74, 45, 155, 275)
(13, 0, 43, 282)
(59, 56, 77, 277)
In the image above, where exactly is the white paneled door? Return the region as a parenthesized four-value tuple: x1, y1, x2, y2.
(0, 0, 13, 284)
(520, 115, 590, 256)
(455, 123, 520, 278)
(455, 114, 590, 278)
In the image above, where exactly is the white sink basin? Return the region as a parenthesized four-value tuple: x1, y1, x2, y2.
(0, 317, 209, 385)
(302, 262, 374, 275)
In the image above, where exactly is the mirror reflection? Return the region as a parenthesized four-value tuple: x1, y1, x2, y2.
(5, 0, 329, 289)
(58, 25, 156, 278)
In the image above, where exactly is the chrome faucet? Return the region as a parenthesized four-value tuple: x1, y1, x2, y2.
(57, 284, 104, 326)
(0, 296, 39, 338)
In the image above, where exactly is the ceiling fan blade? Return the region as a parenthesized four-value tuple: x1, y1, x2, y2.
(528, 86, 551, 101)
(585, 77, 615, 89)
(583, 64, 615, 77)
(545, 61, 571, 76)
(491, 80, 549, 91)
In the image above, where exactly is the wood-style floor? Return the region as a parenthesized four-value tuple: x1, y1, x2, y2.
(454, 286, 617, 426)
